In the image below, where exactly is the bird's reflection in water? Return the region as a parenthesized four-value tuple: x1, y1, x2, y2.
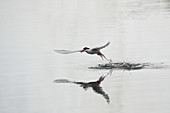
(54, 75, 110, 103)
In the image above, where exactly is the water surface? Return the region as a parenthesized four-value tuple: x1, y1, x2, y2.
(0, 0, 170, 113)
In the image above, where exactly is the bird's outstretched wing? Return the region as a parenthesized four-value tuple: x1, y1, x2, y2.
(53, 79, 72, 83)
(54, 79, 84, 85)
(92, 85, 110, 103)
(73, 81, 85, 85)
(54, 50, 81, 54)
(92, 42, 110, 51)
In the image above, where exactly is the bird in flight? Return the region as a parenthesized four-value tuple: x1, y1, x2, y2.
(54, 42, 110, 60)
(54, 75, 110, 103)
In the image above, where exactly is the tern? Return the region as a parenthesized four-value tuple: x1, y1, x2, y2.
(54, 42, 110, 60)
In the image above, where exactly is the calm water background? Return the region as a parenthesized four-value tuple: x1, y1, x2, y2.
(0, 0, 170, 113)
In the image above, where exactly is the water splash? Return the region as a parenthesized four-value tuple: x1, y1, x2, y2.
(89, 62, 167, 70)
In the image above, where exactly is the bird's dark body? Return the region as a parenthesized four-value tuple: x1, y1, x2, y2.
(85, 49, 102, 55)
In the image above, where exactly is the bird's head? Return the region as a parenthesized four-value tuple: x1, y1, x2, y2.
(80, 47, 89, 52)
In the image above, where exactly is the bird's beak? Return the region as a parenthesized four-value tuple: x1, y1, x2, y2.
(80, 50, 85, 52)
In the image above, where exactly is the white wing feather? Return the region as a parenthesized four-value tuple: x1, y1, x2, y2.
(53, 49, 81, 54)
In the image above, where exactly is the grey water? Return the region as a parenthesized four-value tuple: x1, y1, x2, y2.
(0, 0, 170, 113)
